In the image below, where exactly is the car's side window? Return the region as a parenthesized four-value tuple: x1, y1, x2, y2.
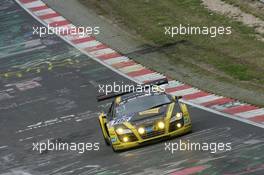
(111, 102, 116, 119)
(108, 102, 114, 119)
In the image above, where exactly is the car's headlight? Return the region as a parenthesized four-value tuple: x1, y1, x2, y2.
(176, 112, 183, 119)
(170, 112, 183, 122)
(138, 127, 145, 134)
(122, 136, 129, 142)
(157, 121, 165, 129)
(115, 127, 132, 135)
(116, 127, 124, 135)
(176, 123, 182, 128)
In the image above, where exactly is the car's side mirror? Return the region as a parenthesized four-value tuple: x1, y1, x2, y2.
(173, 96, 182, 101)
(101, 113, 106, 119)
(176, 96, 183, 100)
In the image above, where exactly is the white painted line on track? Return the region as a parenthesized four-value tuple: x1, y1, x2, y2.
(89, 48, 116, 57)
(188, 95, 223, 104)
(134, 73, 165, 82)
(104, 56, 130, 65)
(169, 88, 201, 97)
(236, 108, 264, 119)
(24, 1, 45, 8)
(33, 8, 55, 16)
(43, 16, 66, 24)
(119, 64, 145, 74)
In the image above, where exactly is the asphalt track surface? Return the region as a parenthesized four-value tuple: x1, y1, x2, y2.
(0, 1, 263, 175)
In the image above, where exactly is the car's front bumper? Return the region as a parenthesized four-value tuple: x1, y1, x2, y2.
(112, 124, 192, 151)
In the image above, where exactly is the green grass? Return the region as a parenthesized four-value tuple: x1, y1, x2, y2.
(80, 0, 264, 85)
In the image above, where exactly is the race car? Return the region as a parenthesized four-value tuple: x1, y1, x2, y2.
(98, 89, 192, 152)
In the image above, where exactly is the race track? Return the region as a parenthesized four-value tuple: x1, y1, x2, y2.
(0, 1, 263, 174)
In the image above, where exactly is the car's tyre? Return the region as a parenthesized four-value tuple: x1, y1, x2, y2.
(111, 143, 118, 152)
(98, 119, 110, 146)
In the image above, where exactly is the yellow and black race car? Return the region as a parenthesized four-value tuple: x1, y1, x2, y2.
(98, 90, 192, 152)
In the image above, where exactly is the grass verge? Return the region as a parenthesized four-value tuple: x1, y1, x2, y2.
(79, 0, 264, 105)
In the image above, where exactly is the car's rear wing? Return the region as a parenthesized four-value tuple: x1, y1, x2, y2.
(96, 78, 168, 102)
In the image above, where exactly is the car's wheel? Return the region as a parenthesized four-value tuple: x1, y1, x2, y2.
(111, 143, 118, 152)
(98, 119, 110, 146)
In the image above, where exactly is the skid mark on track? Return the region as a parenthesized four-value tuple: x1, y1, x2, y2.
(0, 58, 81, 79)
(0, 146, 8, 150)
(0, 91, 14, 101)
(170, 165, 209, 175)
(1, 170, 33, 175)
(16, 111, 100, 134)
(0, 97, 47, 111)
(50, 162, 81, 174)
(47, 98, 77, 113)
(5, 77, 42, 91)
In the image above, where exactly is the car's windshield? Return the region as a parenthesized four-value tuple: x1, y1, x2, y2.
(115, 94, 172, 118)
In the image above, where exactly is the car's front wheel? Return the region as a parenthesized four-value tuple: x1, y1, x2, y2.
(111, 143, 118, 152)
(98, 119, 110, 146)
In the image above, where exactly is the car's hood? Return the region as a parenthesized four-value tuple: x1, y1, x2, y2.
(109, 104, 171, 126)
